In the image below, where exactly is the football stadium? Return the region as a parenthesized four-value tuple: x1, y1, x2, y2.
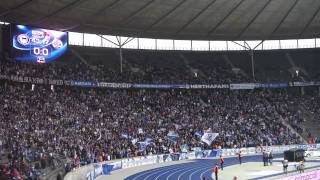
(1, 0, 320, 180)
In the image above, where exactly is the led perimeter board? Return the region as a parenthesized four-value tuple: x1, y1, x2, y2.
(12, 24, 68, 63)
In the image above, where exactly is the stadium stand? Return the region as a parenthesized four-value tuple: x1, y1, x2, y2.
(2, 47, 320, 84)
(1, 46, 320, 179)
(1, 0, 320, 179)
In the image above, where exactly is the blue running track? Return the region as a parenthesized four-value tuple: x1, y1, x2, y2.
(125, 154, 283, 180)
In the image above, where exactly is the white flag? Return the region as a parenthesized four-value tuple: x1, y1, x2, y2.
(138, 128, 144, 134)
(201, 133, 219, 145)
(97, 130, 102, 141)
(131, 138, 138, 145)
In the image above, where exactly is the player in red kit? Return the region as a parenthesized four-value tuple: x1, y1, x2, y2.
(219, 155, 225, 170)
(238, 150, 244, 165)
(213, 163, 219, 180)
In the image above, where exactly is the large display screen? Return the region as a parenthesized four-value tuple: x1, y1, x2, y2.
(12, 24, 68, 63)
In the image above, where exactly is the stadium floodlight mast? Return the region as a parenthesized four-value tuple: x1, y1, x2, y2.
(98, 35, 135, 73)
(230, 41, 260, 81)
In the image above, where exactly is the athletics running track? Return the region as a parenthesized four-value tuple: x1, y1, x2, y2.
(124, 154, 283, 180)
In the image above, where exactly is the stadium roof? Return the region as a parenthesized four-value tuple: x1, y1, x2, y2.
(1, 0, 320, 41)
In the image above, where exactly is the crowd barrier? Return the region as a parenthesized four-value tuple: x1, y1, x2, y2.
(75, 143, 320, 180)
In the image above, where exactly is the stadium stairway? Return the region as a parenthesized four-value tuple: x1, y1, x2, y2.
(285, 53, 310, 81)
(299, 105, 320, 141)
(279, 101, 308, 144)
(282, 120, 307, 144)
(114, 48, 136, 73)
(179, 53, 206, 78)
(70, 48, 105, 75)
(221, 54, 249, 79)
(273, 99, 307, 144)
(0, 152, 8, 164)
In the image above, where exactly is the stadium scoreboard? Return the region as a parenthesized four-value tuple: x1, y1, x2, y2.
(11, 24, 68, 63)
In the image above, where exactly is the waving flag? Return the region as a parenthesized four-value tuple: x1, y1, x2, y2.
(167, 131, 179, 144)
(137, 141, 147, 151)
(145, 137, 153, 145)
(97, 130, 102, 141)
(131, 138, 138, 145)
(137, 138, 153, 151)
(138, 128, 144, 134)
(181, 144, 189, 152)
(195, 131, 203, 138)
(121, 133, 129, 139)
(201, 133, 219, 145)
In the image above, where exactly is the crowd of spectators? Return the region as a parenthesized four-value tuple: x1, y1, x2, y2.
(1, 80, 314, 178)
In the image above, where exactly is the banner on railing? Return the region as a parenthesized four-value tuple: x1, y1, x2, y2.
(255, 83, 288, 88)
(230, 83, 256, 90)
(230, 83, 288, 89)
(290, 81, 320, 87)
(1, 74, 320, 90)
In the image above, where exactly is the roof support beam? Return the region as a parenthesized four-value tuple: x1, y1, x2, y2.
(244, 41, 250, 49)
(252, 0, 299, 47)
(207, 0, 245, 35)
(116, 36, 122, 45)
(0, 0, 33, 18)
(118, 0, 156, 26)
(97, 34, 120, 47)
(142, 0, 187, 33)
(122, 37, 135, 46)
(268, 0, 299, 39)
(30, 0, 84, 24)
(65, 0, 122, 31)
(231, 41, 250, 50)
(253, 40, 264, 50)
(299, 1, 320, 37)
(235, 0, 272, 39)
(175, 0, 218, 34)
